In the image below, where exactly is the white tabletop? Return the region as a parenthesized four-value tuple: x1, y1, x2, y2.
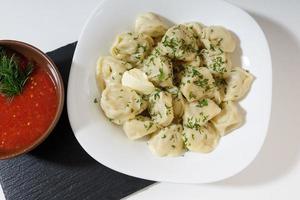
(1, 0, 300, 199)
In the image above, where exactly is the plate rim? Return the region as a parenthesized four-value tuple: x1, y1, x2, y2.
(67, 0, 272, 183)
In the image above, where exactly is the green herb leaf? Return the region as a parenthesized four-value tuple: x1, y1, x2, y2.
(197, 99, 208, 108)
(158, 68, 165, 81)
(0, 49, 34, 98)
(93, 98, 98, 103)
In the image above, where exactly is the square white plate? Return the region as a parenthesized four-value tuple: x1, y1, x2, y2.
(67, 0, 272, 183)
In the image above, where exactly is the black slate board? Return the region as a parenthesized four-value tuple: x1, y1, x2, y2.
(0, 42, 154, 200)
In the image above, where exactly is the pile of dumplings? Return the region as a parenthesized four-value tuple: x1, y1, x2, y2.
(96, 12, 253, 157)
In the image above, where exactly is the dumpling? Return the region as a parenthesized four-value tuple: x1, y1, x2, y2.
(183, 98, 221, 130)
(212, 77, 227, 104)
(224, 67, 254, 101)
(148, 124, 184, 156)
(123, 116, 158, 140)
(158, 24, 199, 61)
(110, 32, 154, 66)
(100, 85, 146, 125)
(135, 12, 168, 38)
(96, 56, 132, 90)
(184, 22, 205, 46)
(184, 22, 205, 37)
(121, 68, 155, 95)
(142, 52, 173, 88)
(201, 26, 236, 52)
(211, 101, 243, 136)
(183, 123, 220, 153)
(201, 48, 232, 77)
(182, 55, 202, 68)
(148, 90, 174, 127)
(180, 66, 216, 102)
(166, 87, 185, 119)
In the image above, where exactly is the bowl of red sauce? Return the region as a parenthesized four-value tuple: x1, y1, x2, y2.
(0, 40, 64, 159)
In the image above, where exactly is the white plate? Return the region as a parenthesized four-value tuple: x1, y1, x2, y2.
(67, 0, 272, 183)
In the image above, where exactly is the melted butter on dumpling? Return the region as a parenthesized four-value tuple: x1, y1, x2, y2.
(96, 56, 132, 90)
(122, 68, 155, 95)
(100, 85, 146, 125)
(148, 124, 184, 156)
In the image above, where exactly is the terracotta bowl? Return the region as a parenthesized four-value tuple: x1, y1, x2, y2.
(0, 40, 64, 159)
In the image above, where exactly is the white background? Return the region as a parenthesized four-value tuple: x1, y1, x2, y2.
(1, 0, 300, 199)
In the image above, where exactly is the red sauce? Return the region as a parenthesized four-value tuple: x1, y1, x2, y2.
(0, 67, 58, 155)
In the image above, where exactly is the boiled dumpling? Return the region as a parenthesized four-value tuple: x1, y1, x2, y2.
(110, 32, 154, 66)
(123, 116, 158, 140)
(135, 12, 168, 38)
(148, 124, 184, 156)
(184, 22, 205, 46)
(166, 87, 185, 119)
(201, 48, 232, 77)
(211, 101, 243, 136)
(97, 14, 254, 157)
(180, 66, 216, 102)
(212, 77, 227, 104)
(142, 52, 173, 88)
(183, 98, 221, 129)
(184, 22, 205, 37)
(121, 68, 155, 95)
(183, 123, 220, 153)
(224, 67, 254, 101)
(100, 85, 146, 125)
(96, 56, 132, 90)
(148, 90, 174, 127)
(201, 26, 236, 52)
(158, 24, 199, 61)
(182, 55, 202, 68)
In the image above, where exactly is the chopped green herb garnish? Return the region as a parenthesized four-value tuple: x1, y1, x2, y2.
(216, 38, 223, 46)
(158, 68, 165, 81)
(144, 122, 154, 131)
(113, 48, 120, 55)
(197, 99, 208, 107)
(0, 48, 34, 98)
(189, 91, 196, 100)
(184, 117, 201, 130)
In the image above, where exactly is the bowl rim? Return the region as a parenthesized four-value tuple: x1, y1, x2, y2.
(0, 39, 65, 160)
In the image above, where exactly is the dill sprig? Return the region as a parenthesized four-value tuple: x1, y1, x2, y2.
(0, 48, 34, 98)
